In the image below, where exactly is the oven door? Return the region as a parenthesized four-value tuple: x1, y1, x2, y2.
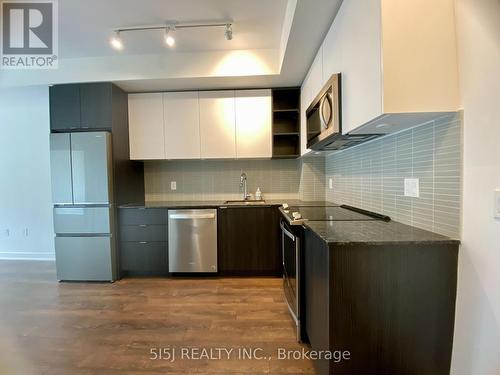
(281, 219, 301, 340)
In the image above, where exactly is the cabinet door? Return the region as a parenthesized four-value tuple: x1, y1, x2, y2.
(120, 242, 168, 276)
(304, 229, 330, 375)
(49, 84, 81, 131)
(199, 90, 236, 159)
(300, 74, 312, 156)
(71, 132, 111, 204)
(164, 91, 201, 159)
(235, 90, 272, 158)
(322, 0, 382, 134)
(308, 46, 324, 104)
(80, 83, 112, 129)
(218, 207, 281, 275)
(128, 93, 165, 160)
(50, 133, 73, 204)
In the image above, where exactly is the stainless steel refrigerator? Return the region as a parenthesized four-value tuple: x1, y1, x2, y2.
(50, 132, 117, 281)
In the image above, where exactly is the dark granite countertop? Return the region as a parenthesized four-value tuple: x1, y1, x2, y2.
(119, 199, 459, 246)
(304, 220, 460, 245)
(118, 199, 336, 209)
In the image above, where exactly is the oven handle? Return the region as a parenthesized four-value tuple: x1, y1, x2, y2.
(280, 221, 296, 241)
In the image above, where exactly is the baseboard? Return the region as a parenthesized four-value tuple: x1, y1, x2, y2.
(0, 251, 55, 261)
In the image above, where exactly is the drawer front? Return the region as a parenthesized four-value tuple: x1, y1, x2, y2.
(120, 242, 168, 276)
(54, 207, 110, 234)
(119, 208, 167, 225)
(120, 224, 167, 242)
(55, 236, 112, 281)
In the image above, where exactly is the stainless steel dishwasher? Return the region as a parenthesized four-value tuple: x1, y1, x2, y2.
(168, 209, 218, 273)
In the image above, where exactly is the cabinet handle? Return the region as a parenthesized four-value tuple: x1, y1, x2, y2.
(169, 213, 215, 220)
(140, 241, 148, 244)
(139, 224, 147, 227)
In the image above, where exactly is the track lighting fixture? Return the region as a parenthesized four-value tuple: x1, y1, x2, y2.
(224, 24, 233, 41)
(110, 21, 232, 50)
(110, 31, 124, 51)
(164, 25, 176, 47)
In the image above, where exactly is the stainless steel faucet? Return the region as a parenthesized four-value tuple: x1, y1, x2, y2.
(240, 172, 250, 200)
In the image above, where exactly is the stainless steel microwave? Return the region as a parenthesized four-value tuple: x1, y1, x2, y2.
(306, 73, 342, 149)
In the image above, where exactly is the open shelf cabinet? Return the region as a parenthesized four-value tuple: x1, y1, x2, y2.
(272, 87, 300, 159)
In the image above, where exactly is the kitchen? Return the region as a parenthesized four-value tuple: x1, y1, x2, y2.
(0, 0, 499, 374)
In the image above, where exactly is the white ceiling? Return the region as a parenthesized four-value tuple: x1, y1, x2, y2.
(59, 0, 289, 58)
(0, 0, 343, 91)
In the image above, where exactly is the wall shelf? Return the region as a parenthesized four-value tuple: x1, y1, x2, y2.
(272, 87, 300, 159)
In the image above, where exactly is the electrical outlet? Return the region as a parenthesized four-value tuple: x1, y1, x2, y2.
(404, 178, 420, 198)
(170, 181, 177, 191)
(495, 189, 500, 220)
(329, 178, 333, 190)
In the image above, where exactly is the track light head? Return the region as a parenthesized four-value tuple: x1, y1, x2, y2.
(224, 24, 233, 41)
(110, 31, 124, 50)
(165, 25, 176, 47)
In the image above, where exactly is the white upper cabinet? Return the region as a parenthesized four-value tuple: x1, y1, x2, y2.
(199, 90, 236, 159)
(128, 89, 273, 160)
(235, 89, 272, 159)
(163, 92, 200, 159)
(307, 46, 323, 107)
(300, 72, 312, 156)
(300, 47, 323, 156)
(128, 93, 165, 160)
(317, 0, 459, 135)
(322, 0, 382, 136)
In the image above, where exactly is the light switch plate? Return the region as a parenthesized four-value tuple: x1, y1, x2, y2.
(329, 178, 333, 190)
(404, 178, 420, 198)
(171, 181, 177, 191)
(495, 189, 500, 220)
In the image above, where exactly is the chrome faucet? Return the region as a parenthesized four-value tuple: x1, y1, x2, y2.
(240, 172, 250, 200)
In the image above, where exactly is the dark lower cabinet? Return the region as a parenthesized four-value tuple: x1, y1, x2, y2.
(304, 228, 459, 375)
(118, 208, 168, 277)
(120, 242, 168, 276)
(304, 230, 330, 375)
(218, 206, 281, 276)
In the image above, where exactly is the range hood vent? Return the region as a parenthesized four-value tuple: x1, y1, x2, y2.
(309, 133, 382, 152)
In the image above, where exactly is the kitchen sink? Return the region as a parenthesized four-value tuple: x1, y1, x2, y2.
(223, 200, 267, 205)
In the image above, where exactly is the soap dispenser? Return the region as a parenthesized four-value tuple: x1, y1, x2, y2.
(256, 187, 262, 201)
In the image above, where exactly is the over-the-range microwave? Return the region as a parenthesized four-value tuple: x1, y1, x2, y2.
(306, 73, 380, 151)
(306, 73, 342, 149)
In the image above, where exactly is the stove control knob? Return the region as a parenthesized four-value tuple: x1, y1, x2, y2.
(282, 203, 289, 209)
(292, 212, 302, 220)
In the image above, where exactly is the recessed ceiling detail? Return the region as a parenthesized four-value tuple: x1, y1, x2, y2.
(0, 0, 343, 91)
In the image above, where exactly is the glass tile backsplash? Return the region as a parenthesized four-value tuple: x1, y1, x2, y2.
(325, 113, 462, 238)
(144, 113, 462, 238)
(144, 158, 326, 202)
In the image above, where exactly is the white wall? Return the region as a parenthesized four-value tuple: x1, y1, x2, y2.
(452, 0, 500, 373)
(0, 86, 54, 260)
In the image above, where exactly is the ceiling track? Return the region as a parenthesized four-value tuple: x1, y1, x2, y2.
(113, 22, 233, 33)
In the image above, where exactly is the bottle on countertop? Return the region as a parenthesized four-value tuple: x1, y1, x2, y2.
(256, 187, 262, 201)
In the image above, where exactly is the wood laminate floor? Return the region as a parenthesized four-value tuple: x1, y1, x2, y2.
(0, 261, 314, 375)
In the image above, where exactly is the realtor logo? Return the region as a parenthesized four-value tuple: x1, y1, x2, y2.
(1, 0, 58, 69)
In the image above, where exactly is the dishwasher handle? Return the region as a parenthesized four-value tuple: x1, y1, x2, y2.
(169, 213, 216, 220)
